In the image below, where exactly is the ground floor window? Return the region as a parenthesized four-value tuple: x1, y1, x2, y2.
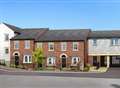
(110, 56, 120, 67)
(71, 57, 79, 65)
(23, 55, 32, 63)
(47, 57, 55, 66)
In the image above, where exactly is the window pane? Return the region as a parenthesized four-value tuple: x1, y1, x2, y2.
(73, 42, 78, 51)
(25, 40, 30, 49)
(93, 39, 97, 46)
(29, 56, 32, 63)
(61, 42, 67, 51)
(5, 34, 9, 41)
(14, 41, 19, 49)
(48, 43, 54, 51)
(5, 48, 9, 54)
(25, 56, 28, 62)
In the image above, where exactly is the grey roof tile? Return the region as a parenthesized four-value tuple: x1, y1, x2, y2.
(89, 30, 120, 38)
(37, 29, 90, 42)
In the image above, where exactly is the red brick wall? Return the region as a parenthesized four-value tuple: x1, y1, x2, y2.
(37, 41, 86, 68)
(10, 40, 87, 69)
(10, 40, 35, 69)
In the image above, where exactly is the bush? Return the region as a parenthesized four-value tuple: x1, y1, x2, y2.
(10, 64, 16, 68)
(0, 60, 6, 66)
(83, 64, 90, 72)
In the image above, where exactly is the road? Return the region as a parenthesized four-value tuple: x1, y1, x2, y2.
(0, 68, 120, 78)
(0, 75, 120, 88)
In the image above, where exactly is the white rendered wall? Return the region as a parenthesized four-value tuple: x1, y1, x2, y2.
(88, 39, 120, 56)
(0, 23, 15, 62)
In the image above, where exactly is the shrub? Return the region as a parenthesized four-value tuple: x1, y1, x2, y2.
(83, 64, 90, 72)
(10, 64, 16, 68)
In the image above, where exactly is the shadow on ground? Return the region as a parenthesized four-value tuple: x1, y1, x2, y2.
(111, 84, 120, 88)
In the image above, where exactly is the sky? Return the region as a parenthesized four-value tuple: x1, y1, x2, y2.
(1, 0, 120, 30)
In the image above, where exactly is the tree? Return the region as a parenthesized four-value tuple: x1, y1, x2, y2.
(32, 48, 44, 69)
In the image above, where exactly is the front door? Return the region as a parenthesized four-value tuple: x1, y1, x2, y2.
(15, 55, 19, 67)
(61, 55, 67, 68)
(100, 56, 106, 67)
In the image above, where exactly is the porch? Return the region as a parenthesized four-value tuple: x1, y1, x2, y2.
(89, 55, 120, 68)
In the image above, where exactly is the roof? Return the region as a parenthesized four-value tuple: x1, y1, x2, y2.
(3, 23, 21, 33)
(37, 29, 90, 42)
(11, 28, 49, 40)
(89, 30, 120, 38)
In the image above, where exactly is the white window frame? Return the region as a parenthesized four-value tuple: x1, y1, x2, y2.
(111, 38, 119, 46)
(92, 39, 97, 46)
(14, 41, 19, 49)
(48, 42, 54, 51)
(73, 42, 79, 51)
(25, 40, 30, 49)
(61, 42, 67, 51)
(36, 42, 42, 48)
(71, 57, 80, 65)
(23, 55, 32, 63)
(47, 57, 55, 66)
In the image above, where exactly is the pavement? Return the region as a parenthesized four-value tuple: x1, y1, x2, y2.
(0, 66, 120, 79)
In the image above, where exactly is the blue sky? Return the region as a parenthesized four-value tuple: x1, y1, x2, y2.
(1, 0, 120, 30)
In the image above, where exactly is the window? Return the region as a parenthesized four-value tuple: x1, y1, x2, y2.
(4, 34, 9, 41)
(14, 41, 19, 49)
(47, 57, 55, 66)
(23, 55, 32, 63)
(48, 42, 54, 51)
(93, 39, 97, 46)
(36, 43, 42, 48)
(73, 42, 78, 51)
(25, 40, 30, 49)
(111, 38, 119, 46)
(5, 48, 9, 54)
(72, 57, 79, 65)
(61, 42, 67, 51)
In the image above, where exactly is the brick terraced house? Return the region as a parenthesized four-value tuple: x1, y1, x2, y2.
(10, 28, 90, 70)
(2, 22, 119, 70)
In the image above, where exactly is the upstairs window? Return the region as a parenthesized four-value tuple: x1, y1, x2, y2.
(4, 34, 9, 41)
(61, 42, 67, 51)
(111, 38, 119, 46)
(73, 42, 78, 51)
(48, 42, 54, 51)
(25, 40, 30, 49)
(92, 39, 97, 46)
(14, 41, 19, 49)
(36, 43, 42, 48)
